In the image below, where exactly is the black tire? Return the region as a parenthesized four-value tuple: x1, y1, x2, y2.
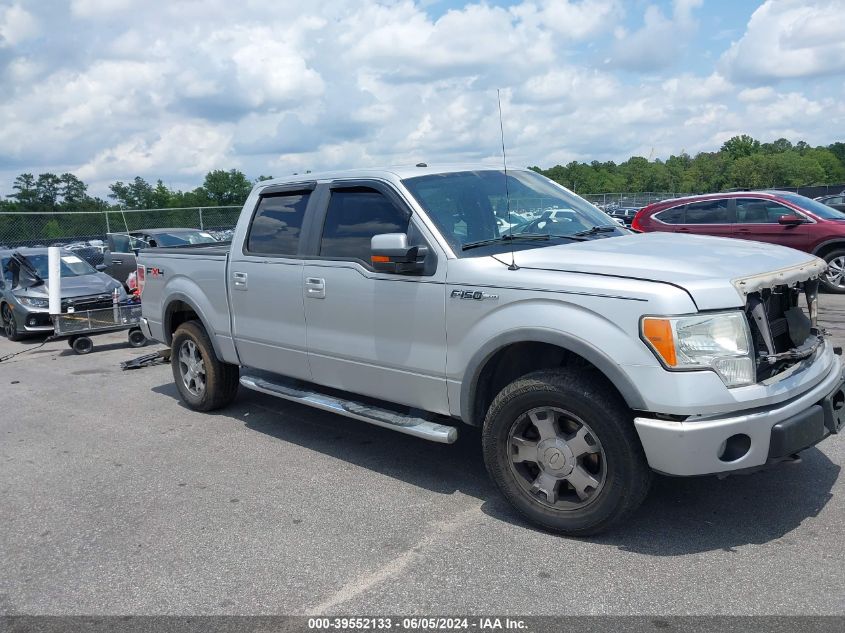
(821, 249, 845, 294)
(67, 336, 77, 349)
(171, 320, 239, 411)
(482, 369, 652, 536)
(72, 336, 94, 355)
(127, 328, 147, 348)
(1, 304, 24, 342)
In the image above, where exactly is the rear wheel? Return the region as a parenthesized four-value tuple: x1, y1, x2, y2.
(821, 249, 845, 294)
(1, 304, 23, 342)
(482, 369, 652, 536)
(171, 320, 239, 411)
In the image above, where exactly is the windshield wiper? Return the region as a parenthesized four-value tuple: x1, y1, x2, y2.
(462, 233, 552, 251)
(573, 224, 621, 237)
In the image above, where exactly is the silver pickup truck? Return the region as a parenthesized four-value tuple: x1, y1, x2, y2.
(138, 166, 844, 535)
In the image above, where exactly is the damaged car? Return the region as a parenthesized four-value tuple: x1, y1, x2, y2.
(0, 248, 127, 341)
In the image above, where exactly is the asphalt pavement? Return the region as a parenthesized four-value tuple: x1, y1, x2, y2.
(1, 295, 844, 616)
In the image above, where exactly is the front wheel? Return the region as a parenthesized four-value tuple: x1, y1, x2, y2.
(482, 369, 652, 536)
(2, 304, 24, 342)
(171, 320, 239, 411)
(821, 249, 845, 294)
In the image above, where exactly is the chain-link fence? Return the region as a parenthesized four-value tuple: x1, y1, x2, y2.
(0, 206, 242, 249)
(582, 192, 694, 209)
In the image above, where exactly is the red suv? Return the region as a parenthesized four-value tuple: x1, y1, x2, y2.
(632, 190, 845, 293)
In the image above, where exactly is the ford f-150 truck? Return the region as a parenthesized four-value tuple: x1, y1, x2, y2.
(138, 166, 844, 535)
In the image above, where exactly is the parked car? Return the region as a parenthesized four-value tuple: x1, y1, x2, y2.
(632, 190, 845, 293)
(0, 247, 127, 341)
(103, 228, 218, 286)
(139, 166, 842, 536)
(815, 193, 845, 213)
(607, 206, 641, 227)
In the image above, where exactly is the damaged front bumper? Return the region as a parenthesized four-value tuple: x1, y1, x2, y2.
(634, 352, 844, 476)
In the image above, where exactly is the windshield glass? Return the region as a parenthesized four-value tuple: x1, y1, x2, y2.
(139, 231, 218, 247)
(403, 170, 623, 253)
(21, 252, 98, 278)
(780, 193, 845, 220)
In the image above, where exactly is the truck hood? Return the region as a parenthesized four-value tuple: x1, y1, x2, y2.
(511, 232, 826, 309)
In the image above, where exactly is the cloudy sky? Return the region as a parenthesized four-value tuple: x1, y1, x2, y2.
(1, 0, 844, 197)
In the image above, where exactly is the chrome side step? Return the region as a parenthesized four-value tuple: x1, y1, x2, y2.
(239, 374, 458, 444)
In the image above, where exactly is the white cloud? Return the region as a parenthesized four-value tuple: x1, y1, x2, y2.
(0, 4, 38, 47)
(609, 0, 703, 71)
(721, 0, 845, 81)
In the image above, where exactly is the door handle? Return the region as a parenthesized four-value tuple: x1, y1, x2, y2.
(736, 228, 751, 233)
(677, 228, 691, 232)
(233, 271, 248, 290)
(111, 259, 123, 264)
(305, 277, 326, 299)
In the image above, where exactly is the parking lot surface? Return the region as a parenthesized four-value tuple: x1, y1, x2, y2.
(1, 296, 844, 616)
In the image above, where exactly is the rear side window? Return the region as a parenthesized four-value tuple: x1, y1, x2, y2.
(246, 191, 310, 255)
(684, 199, 730, 224)
(320, 188, 410, 263)
(655, 206, 685, 224)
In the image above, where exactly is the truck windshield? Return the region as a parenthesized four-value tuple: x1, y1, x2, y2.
(141, 231, 218, 247)
(403, 170, 624, 254)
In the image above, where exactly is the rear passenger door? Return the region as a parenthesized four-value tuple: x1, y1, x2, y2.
(733, 198, 809, 250)
(228, 184, 315, 380)
(676, 199, 733, 238)
(302, 182, 449, 415)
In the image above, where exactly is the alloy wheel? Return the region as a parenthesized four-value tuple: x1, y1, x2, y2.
(826, 256, 845, 288)
(178, 339, 207, 397)
(507, 406, 607, 509)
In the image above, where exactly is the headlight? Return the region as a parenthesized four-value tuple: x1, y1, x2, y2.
(641, 311, 755, 387)
(17, 296, 49, 308)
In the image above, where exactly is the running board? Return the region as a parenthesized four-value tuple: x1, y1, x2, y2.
(239, 374, 458, 444)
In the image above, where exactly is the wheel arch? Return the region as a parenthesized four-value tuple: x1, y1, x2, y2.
(163, 293, 224, 360)
(460, 328, 648, 427)
(812, 239, 845, 260)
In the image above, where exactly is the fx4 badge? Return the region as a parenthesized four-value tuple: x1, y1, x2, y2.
(451, 289, 499, 301)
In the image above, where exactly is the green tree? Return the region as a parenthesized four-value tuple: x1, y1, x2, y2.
(720, 134, 761, 160)
(202, 169, 252, 205)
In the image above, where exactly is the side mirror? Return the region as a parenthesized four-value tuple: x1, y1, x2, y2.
(778, 215, 805, 226)
(370, 233, 428, 274)
(96, 264, 108, 271)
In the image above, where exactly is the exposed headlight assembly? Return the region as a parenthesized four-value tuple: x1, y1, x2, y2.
(17, 296, 49, 309)
(641, 311, 755, 387)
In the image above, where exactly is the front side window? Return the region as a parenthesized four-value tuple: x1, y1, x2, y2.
(684, 200, 730, 224)
(246, 191, 310, 255)
(735, 199, 793, 224)
(319, 188, 410, 263)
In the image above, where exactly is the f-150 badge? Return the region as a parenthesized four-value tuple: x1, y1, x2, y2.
(450, 289, 499, 301)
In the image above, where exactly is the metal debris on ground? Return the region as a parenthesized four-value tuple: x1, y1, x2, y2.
(120, 349, 171, 370)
